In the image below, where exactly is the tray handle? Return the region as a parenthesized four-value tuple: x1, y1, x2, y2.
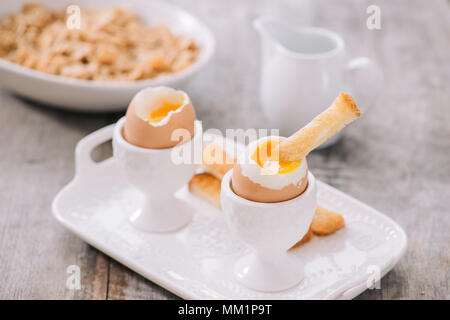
(75, 124, 115, 178)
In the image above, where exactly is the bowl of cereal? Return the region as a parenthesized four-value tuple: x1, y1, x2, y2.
(0, 0, 215, 111)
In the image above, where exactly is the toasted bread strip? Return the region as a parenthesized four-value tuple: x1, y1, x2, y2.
(289, 206, 346, 249)
(188, 173, 221, 209)
(311, 205, 345, 235)
(289, 227, 313, 250)
(278, 92, 360, 162)
(202, 143, 236, 179)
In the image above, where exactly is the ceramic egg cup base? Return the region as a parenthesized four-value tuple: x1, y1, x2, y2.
(52, 126, 407, 299)
(234, 252, 304, 292)
(129, 196, 194, 233)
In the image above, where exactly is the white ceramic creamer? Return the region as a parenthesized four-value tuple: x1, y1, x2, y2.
(254, 16, 382, 147)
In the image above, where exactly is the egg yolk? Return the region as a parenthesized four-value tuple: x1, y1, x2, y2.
(149, 102, 183, 123)
(251, 140, 301, 174)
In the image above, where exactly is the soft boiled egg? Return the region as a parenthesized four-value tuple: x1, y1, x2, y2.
(123, 86, 196, 149)
(231, 136, 308, 203)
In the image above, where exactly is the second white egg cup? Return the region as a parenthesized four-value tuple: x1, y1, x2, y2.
(113, 117, 202, 232)
(221, 170, 317, 292)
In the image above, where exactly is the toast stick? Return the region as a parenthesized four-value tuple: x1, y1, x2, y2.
(188, 173, 221, 208)
(202, 143, 236, 179)
(278, 92, 360, 162)
(311, 205, 345, 235)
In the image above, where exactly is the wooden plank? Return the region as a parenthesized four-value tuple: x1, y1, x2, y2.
(107, 261, 178, 300)
(306, 0, 450, 300)
(0, 92, 119, 299)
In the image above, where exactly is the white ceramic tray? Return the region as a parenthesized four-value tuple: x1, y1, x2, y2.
(52, 124, 407, 299)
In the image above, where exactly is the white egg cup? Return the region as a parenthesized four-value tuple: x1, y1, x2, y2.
(221, 170, 317, 292)
(113, 117, 202, 232)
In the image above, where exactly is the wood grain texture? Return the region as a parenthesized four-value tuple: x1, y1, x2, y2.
(0, 0, 448, 299)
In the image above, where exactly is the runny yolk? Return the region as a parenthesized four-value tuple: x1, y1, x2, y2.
(149, 102, 182, 123)
(251, 140, 301, 174)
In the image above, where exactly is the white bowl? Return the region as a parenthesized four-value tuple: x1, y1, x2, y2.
(0, 0, 215, 111)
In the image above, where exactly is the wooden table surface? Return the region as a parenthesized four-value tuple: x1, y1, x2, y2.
(0, 0, 448, 299)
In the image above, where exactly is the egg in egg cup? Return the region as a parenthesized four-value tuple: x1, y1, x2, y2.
(113, 87, 202, 232)
(221, 92, 360, 291)
(221, 136, 317, 292)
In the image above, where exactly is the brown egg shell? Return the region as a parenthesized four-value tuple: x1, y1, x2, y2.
(123, 98, 196, 149)
(231, 163, 308, 203)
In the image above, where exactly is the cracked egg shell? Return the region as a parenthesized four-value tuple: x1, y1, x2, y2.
(231, 163, 308, 203)
(231, 136, 308, 203)
(123, 86, 196, 149)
